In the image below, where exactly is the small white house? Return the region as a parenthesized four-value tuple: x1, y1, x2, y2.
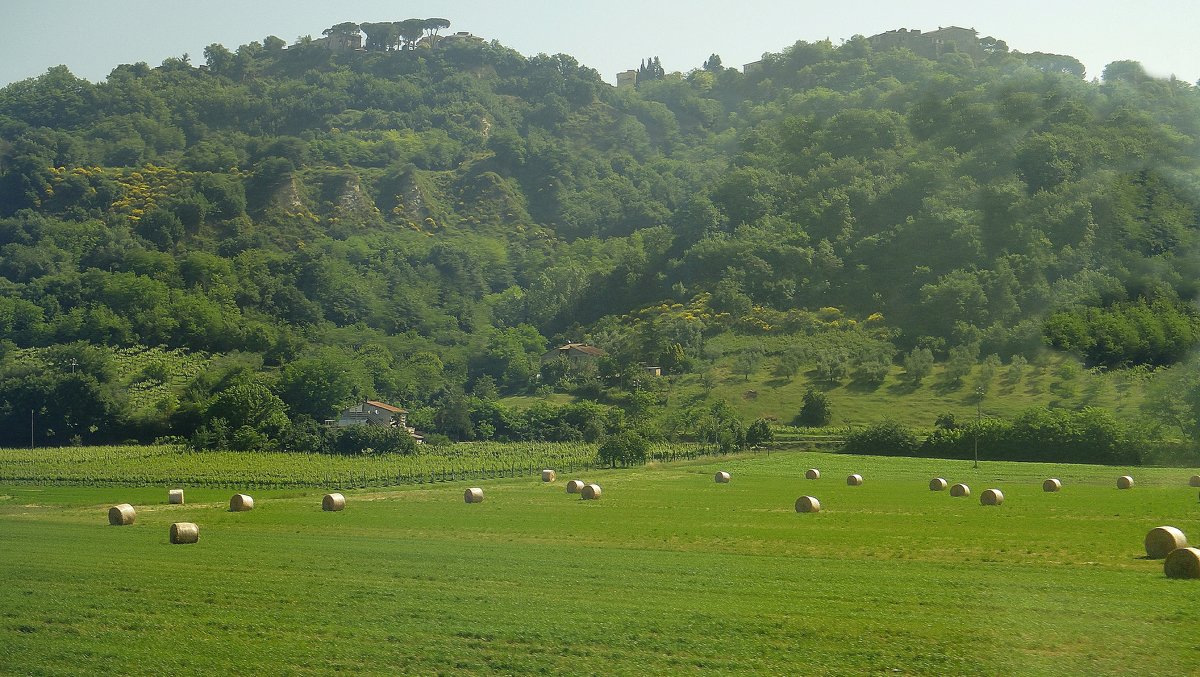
(331, 400, 423, 442)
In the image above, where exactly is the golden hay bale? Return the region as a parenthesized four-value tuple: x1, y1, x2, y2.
(795, 495, 821, 513)
(1043, 478, 1062, 492)
(168, 489, 184, 505)
(1145, 526, 1188, 559)
(581, 484, 602, 500)
(108, 503, 136, 526)
(950, 483, 971, 498)
(846, 474, 863, 486)
(714, 471, 731, 484)
(929, 477, 948, 491)
(542, 469, 556, 483)
(169, 522, 199, 544)
(322, 493, 346, 512)
(980, 488, 1004, 506)
(1117, 475, 1134, 489)
(805, 468, 821, 480)
(1164, 547, 1200, 579)
(566, 479, 585, 494)
(1189, 475, 1200, 488)
(229, 494, 254, 512)
(464, 487, 484, 504)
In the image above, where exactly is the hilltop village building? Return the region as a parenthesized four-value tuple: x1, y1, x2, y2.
(866, 26, 982, 58)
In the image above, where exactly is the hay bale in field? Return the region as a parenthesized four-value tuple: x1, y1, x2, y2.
(464, 487, 484, 504)
(1145, 526, 1188, 559)
(1117, 475, 1134, 490)
(168, 489, 184, 505)
(929, 477, 948, 491)
(714, 471, 731, 484)
(846, 474, 863, 486)
(542, 469, 556, 483)
(805, 468, 820, 480)
(1164, 547, 1200, 579)
(950, 483, 971, 498)
(581, 484, 602, 500)
(169, 522, 199, 544)
(1189, 475, 1200, 488)
(795, 496, 821, 513)
(108, 503, 136, 526)
(566, 480, 585, 494)
(980, 488, 1004, 506)
(322, 493, 346, 512)
(229, 494, 254, 511)
(1043, 478, 1062, 492)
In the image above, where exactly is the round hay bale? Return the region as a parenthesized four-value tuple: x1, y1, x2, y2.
(1042, 478, 1062, 492)
(1145, 526, 1188, 559)
(581, 484, 602, 500)
(1189, 475, 1200, 488)
(229, 494, 254, 512)
(805, 468, 821, 480)
(168, 489, 184, 505)
(1164, 547, 1200, 579)
(1117, 475, 1134, 489)
(795, 496, 821, 513)
(846, 474, 863, 486)
(714, 471, 731, 484)
(566, 479, 585, 494)
(980, 488, 1004, 506)
(169, 522, 199, 544)
(541, 469, 556, 483)
(929, 477, 948, 491)
(464, 487, 484, 504)
(322, 493, 346, 512)
(108, 503, 136, 526)
(950, 483, 971, 498)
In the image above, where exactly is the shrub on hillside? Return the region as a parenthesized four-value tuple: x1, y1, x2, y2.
(842, 420, 919, 456)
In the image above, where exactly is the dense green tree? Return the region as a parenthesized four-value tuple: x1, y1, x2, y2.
(597, 429, 649, 467)
(796, 388, 832, 427)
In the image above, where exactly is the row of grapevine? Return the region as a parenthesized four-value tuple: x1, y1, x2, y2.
(0, 441, 745, 488)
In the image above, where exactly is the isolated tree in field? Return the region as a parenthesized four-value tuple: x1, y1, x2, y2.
(975, 353, 1002, 393)
(903, 347, 934, 385)
(1006, 355, 1028, 384)
(944, 344, 977, 386)
(597, 430, 649, 467)
(797, 388, 832, 427)
(733, 347, 763, 381)
(746, 418, 773, 447)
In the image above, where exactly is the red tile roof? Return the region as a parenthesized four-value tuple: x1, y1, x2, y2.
(365, 400, 406, 413)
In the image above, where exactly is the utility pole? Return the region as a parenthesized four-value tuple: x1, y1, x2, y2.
(973, 387, 983, 469)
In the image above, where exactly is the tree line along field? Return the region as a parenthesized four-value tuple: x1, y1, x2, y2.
(1, 451, 1197, 674)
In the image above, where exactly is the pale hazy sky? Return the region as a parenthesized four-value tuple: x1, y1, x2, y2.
(2, 1, 1198, 87)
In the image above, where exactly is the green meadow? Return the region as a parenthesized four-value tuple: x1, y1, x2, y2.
(2, 451, 1198, 675)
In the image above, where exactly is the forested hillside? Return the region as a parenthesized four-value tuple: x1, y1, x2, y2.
(3, 21, 1200, 452)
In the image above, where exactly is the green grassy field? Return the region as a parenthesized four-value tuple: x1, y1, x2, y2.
(2, 451, 1198, 675)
